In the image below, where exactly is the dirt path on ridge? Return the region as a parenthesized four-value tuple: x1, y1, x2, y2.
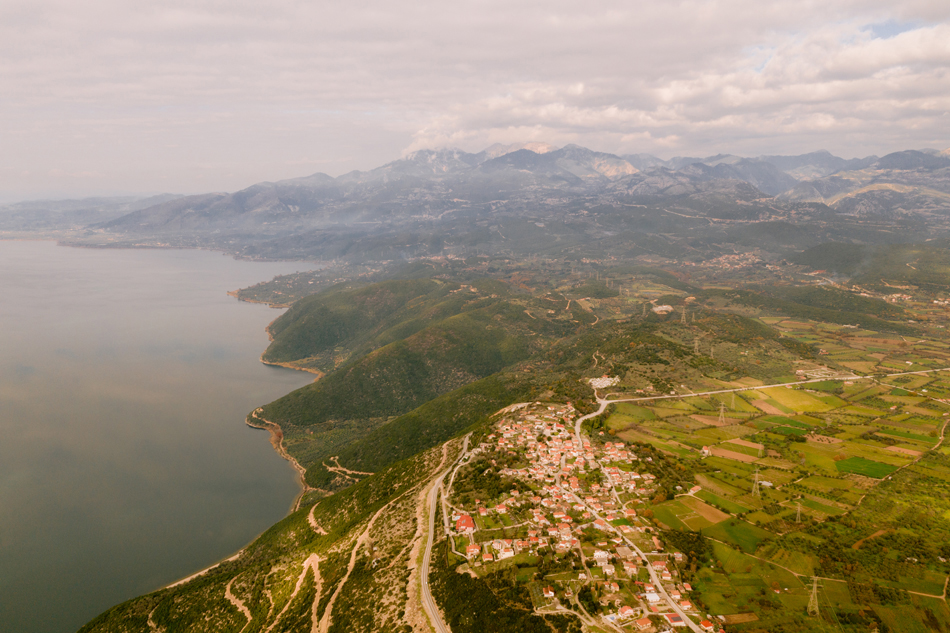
(225, 576, 253, 633)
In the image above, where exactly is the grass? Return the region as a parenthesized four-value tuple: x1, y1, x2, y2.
(651, 500, 691, 531)
(762, 415, 813, 429)
(772, 425, 809, 436)
(835, 456, 900, 478)
(760, 386, 841, 412)
(876, 427, 938, 446)
(704, 520, 773, 553)
(798, 475, 854, 493)
(800, 497, 846, 516)
(696, 490, 752, 514)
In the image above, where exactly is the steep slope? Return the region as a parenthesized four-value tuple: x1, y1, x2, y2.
(262, 278, 449, 372)
(79, 439, 466, 633)
(257, 278, 576, 490)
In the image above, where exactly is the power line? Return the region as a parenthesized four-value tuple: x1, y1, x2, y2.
(807, 576, 820, 617)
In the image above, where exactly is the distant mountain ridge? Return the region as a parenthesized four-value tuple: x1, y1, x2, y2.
(13, 141, 941, 264)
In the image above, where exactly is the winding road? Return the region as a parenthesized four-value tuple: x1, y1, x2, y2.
(420, 435, 470, 633)
(574, 394, 704, 631)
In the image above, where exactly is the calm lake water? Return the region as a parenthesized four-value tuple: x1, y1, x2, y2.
(0, 241, 315, 633)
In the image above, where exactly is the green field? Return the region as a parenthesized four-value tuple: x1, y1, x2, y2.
(876, 427, 938, 446)
(771, 425, 808, 436)
(763, 415, 814, 429)
(800, 497, 846, 516)
(704, 520, 773, 553)
(835, 456, 900, 478)
(696, 489, 751, 514)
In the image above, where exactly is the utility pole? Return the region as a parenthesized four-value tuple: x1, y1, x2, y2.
(807, 577, 820, 617)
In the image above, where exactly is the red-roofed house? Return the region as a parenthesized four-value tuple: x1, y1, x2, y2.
(664, 613, 686, 627)
(455, 514, 476, 534)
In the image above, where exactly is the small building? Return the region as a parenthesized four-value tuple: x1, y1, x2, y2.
(455, 514, 476, 534)
(543, 586, 555, 598)
(664, 613, 686, 627)
(635, 617, 652, 630)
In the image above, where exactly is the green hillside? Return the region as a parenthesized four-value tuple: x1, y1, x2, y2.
(262, 278, 451, 370)
(792, 243, 950, 292)
(257, 278, 578, 490)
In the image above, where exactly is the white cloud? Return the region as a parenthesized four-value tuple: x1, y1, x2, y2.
(0, 0, 948, 199)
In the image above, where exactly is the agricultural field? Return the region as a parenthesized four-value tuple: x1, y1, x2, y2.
(596, 301, 950, 630)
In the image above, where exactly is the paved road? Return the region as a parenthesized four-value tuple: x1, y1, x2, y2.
(598, 365, 950, 407)
(420, 436, 470, 633)
(572, 390, 703, 631)
(421, 467, 452, 633)
(558, 365, 950, 629)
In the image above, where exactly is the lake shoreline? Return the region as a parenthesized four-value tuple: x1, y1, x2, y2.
(245, 409, 317, 512)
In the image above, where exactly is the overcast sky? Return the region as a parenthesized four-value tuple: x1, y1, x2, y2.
(2, 0, 949, 201)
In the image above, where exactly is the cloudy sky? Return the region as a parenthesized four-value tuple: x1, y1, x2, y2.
(2, 0, 949, 201)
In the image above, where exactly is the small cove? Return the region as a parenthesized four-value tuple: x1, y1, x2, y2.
(0, 241, 315, 632)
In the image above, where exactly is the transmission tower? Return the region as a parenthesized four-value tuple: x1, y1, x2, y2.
(694, 338, 701, 354)
(681, 309, 687, 324)
(642, 303, 647, 317)
(807, 577, 821, 617)
(718, 401, 726, 425)
(751, 467, 761, 497)
(731, 392, 736, 409)
(796, 502, 802, 523)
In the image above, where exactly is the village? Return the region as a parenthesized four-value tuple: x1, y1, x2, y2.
(444, 401, 718, 633)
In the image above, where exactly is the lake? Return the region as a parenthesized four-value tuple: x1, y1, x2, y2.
(0, 241, 316, 632)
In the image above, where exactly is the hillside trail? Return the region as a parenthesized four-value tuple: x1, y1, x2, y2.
(146, 606, 161, 632)
(263, 553, 322, 633)
(318, 492, 407, 633)
(225, 576, 253, 633)
(323, 456, 374, 481)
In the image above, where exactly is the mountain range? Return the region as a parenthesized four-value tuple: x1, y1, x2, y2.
(4, 143, 950, 265)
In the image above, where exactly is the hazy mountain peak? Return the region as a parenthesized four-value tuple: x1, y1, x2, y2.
(403, 147, 469, 162)
(479, 141, 558, 160)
